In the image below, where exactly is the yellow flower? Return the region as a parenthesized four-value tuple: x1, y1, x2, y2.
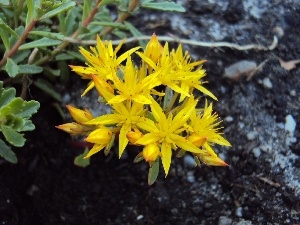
(84, 126, 114, 158)
(85, 101, 145, 158)
(143, 143, 161, 162)
(135, 96, 202, 176)
(70, 36, 141, 96)
(144, 33, 163, 63)
(56, 105, 95, 135)
(108, 56, 157, 105)
(188, 101, 231, 166)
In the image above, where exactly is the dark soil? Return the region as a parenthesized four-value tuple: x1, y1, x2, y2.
(1, 1, 300, 224)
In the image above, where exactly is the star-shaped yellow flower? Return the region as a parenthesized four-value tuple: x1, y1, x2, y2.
(70, 36, 140, 96)
(135, 96, 202, 176)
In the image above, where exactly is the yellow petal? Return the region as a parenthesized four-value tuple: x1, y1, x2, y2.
(85, 127, 112, 144)
(135, 133, 160, 145)
(170, 133, 201, 153)
(119, 123, 131, 158)
(136, 118, 158, 133)
(84, 144, 106, 158)
(86, 114, 122, 125)
(108, 95, 127, 104)
(66, 105, 94, 123)
(161, 141, 172, 177)
(117, 46, 141, 65)
(132, 94, 152, 104)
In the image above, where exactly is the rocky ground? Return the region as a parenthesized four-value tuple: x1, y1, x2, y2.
(0, 0, 299, 224)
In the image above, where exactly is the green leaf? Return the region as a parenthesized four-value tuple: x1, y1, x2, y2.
(91, 21, 127, 30)
(26, 0, 35, 26)
(12, 50, 31, 64)
(19, 64, 43, 74)
(11, 99, 40, 118)
(5, 58, 20, 78)
(74, 149, 90, 168)
(163, 86, 173, 111)
(141, 1, 186, 12)
(0, 0, 10, 5)
(133, 152, 144, 163)
(0, 18, 19, 38)
(98, 0, 118, 8)
(1, 125, 26, 147)
(0, 98, 39, 119)
(0, 27, 10, 51)
(19, 37, 62, 50)
(148, 158, 160, 185)
(0, 84, 16, 109)
(38, 1, 76, 21)
(29, 31, 65, 40)
(82, 0, 92, 21)
(124, 21, 147, 48)
(20, 120, 35, 131)
(34, 78, 62, 101)
(0, 139, 17, 164)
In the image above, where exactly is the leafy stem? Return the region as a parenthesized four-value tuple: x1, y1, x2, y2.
(100, 0, 140, 36)
(0, 19, 37, 68)
(34, 0, 102, 66)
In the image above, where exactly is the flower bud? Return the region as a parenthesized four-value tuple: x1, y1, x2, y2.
(144, 33, 163, 63)
(143, 143, 160, 162)
(127, 128, 143, 145)
(66, 105, 94, 123)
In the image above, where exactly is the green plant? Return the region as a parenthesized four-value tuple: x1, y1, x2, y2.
(0, 81, 39, 163)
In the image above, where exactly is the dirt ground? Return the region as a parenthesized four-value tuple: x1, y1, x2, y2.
(1, 0, 299, 224)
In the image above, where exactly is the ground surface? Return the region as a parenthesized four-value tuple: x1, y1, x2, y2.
(1, 0, 299, 224)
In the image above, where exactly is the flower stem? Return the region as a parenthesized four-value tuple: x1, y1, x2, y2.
(0, 19, 37, 68)
(34, 0, 102, 66)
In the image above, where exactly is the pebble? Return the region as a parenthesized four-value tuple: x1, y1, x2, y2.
(235, 207, 243, 217)
(290, 90, 296, 96)
(252, 147, 261, 158)
(262, 77, 272, 89)
(218, 216, 233, 225)
(183, 155, 196, 168)
(260, 144, 271, 153)
(247, 131, 258, 140)
(224, 60, 257, 80)
(285, 114, 296, 134)
(234, 220, 253, 225)
(224, 116, 234, 122)
(186, 171, 195, 183)
(136, 215, 143, 220)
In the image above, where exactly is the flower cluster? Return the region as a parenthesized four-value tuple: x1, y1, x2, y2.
(57, 34, 231, 183)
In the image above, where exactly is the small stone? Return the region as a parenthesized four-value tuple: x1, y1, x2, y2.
(183, 155, 195, 168)
(235, 207, 243, 217)
(224, 116, 234, 122)
(262, 77, 272, 89)
(285, 114, 296, 134)
(247, 131, 258, 140)
(234, 219, 253, 225)
(186, 171, 195, 183)
(218, 216, 233, 225)
(260, 144, 271, 153)
(136, 215, 143, 220)
(252, 147, 261, 158)
(290, 90, 296, 96)
(224, 60, 257, 80)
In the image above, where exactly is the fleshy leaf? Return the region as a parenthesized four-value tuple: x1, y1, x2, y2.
(0, 139, 17, 164)
(74, 149, 90, 168)
(1, 125, 26, 147)
(148, 157, 160, 185)
(5, 58, 20, 77)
